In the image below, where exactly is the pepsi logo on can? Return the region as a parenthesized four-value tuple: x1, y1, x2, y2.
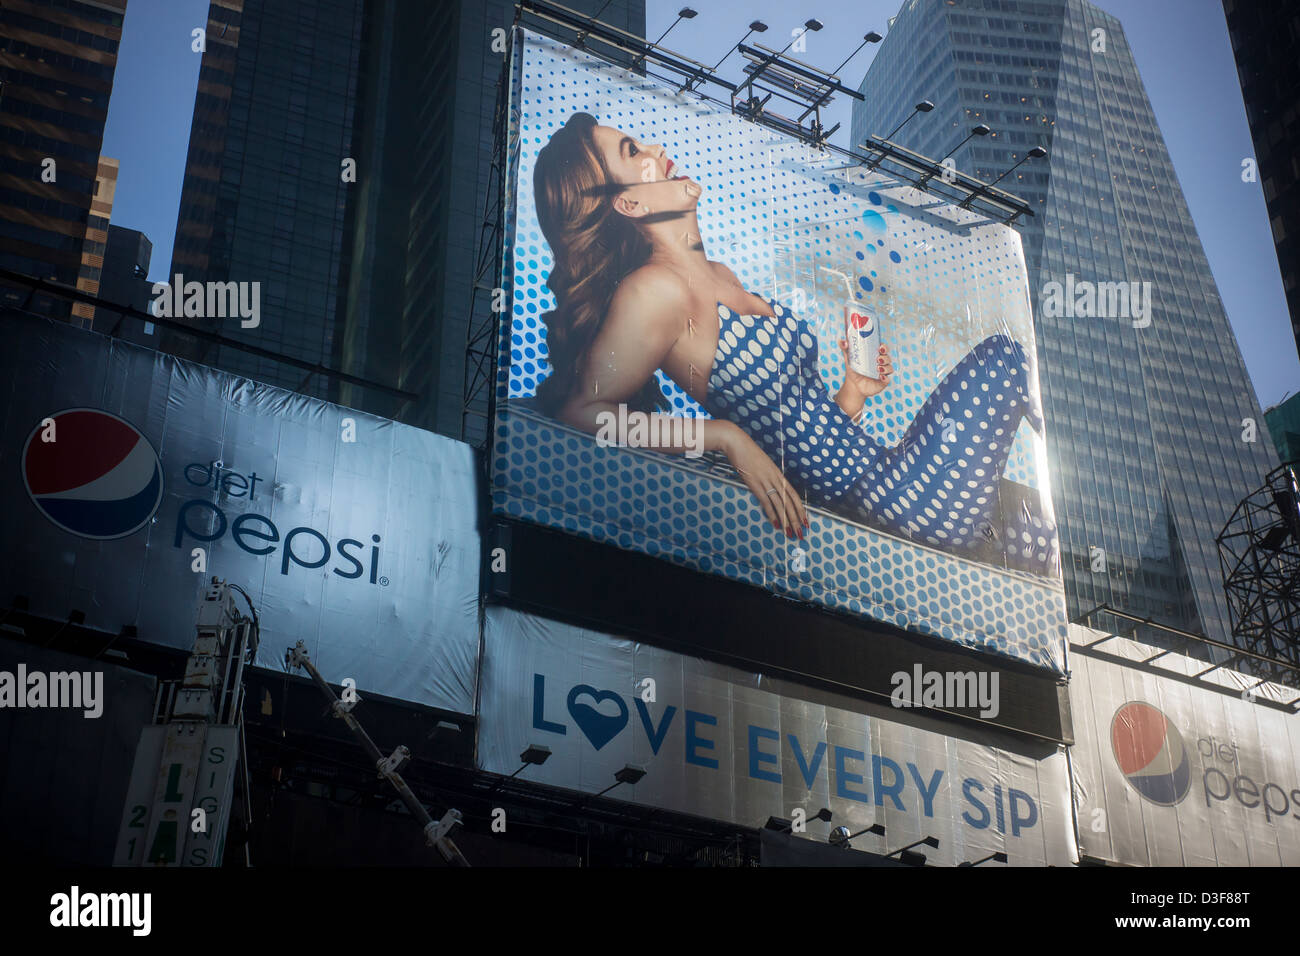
(23, 408, 164, 540)
(848, 309, 875, 337)
(1111, 701, 1192, 806)
(844, 304, 879, 378)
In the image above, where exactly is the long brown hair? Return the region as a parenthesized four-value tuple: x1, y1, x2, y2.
(533, 112, 666, 416)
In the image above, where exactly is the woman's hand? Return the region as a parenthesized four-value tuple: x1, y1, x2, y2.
(833, 342, 893, 422)
(719, 423, 808, 539)
(838, 341, 893, 399)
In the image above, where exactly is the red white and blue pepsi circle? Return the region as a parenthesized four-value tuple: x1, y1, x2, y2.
(1111, 701, 1191, 806)
(23, 409, 163, 540)
(849, 309, 875, 336)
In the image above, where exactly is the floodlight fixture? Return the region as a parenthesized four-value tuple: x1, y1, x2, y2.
(958, 851, 1009, 866)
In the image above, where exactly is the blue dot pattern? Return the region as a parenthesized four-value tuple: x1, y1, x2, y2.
(492, 31, 1067, 672)
(707, 299, 1057, 575)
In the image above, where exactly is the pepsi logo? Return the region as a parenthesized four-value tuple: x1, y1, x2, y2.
(1111, 701, 1192, 806)
(849, 310, 875, 335)
(23, 409, 164, 540)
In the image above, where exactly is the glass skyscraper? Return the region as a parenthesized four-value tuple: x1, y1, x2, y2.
(164, 0, 367, 393)
(853, 0, 1278, 643)
(1222, 0, 1300, 361)
(165, 0, 645, 440)
(0, 0, 127, 324)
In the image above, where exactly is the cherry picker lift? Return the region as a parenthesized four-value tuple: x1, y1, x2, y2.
(113, 577, 467, 865)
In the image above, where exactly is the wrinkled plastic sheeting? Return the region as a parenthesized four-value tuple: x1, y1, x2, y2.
(496, 30, 1067, 673)
(1068, 623, 1300, 866)
(478, 604, 1078, 866)
(0, 312, 480, 715)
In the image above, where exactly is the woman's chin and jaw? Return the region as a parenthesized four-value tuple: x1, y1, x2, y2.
(591, 122, 702, 221)
(612, 174, 703, 223)
(621, 179, 703, 220)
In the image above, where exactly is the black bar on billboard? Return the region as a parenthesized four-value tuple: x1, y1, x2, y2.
(0, 268, 420, 403)
(486, 517, 1073, 745)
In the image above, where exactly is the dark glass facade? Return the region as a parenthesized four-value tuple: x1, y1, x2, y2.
(0, 0, 126, 322)
(1223, 0, 1300, 361)
(165, 0, 645, 439)
(1265, 391, 1300, 464)
(853, 0, 1279, 642)
(163, 0, 366, 391)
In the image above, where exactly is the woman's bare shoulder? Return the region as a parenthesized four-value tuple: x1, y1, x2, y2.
(606, 262, 691, 333)
(707, 260, 744, 288)
(617, 261, 690, 299)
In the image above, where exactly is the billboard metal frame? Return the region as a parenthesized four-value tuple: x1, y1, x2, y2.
(1073, 603, 1300, 711)
(0, 274, 418, 405)
(461, 50, 513, 448)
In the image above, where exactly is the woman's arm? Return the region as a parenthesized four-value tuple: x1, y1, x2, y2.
(556, 265, 697, 449)
(558, 266, 807, 538)
(705, 260, 894, 424)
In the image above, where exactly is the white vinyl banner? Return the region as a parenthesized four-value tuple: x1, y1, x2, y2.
(1069, 625, 1300, 866)
(0, 313, 481, 714)
(478, 605, 1077, 866)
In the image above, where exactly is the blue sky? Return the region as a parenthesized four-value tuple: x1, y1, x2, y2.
(102, 0, 1298, 409)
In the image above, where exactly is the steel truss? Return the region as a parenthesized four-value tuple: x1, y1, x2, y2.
(1218, 462, 1300, 684)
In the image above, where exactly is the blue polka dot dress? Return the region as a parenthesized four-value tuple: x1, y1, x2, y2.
(705, 297, 1059, 577)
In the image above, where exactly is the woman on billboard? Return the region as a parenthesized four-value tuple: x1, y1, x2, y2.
(531, 112, 1055, 576)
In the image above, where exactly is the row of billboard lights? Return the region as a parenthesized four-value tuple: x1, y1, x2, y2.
(31, 12, 1264, 285)
(866, 103, 1050, 200)
(44, 12, 1260, 224)
(505, 742, 984, 864)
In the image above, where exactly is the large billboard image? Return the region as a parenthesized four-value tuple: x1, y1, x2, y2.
(5, 0, 1300, 904)
(492, 30, 1067, 671)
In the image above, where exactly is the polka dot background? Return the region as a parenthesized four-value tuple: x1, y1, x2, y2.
(493, 32, 1066, 672)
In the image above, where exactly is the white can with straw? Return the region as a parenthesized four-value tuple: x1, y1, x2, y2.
(821, 266, 881, 379)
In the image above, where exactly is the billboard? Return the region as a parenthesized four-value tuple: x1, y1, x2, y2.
(477, 604, 1077, 866)
(491, 30, 1067, 672)
(0, 312, 480, 714)
(1069, 624, 1300, 866)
